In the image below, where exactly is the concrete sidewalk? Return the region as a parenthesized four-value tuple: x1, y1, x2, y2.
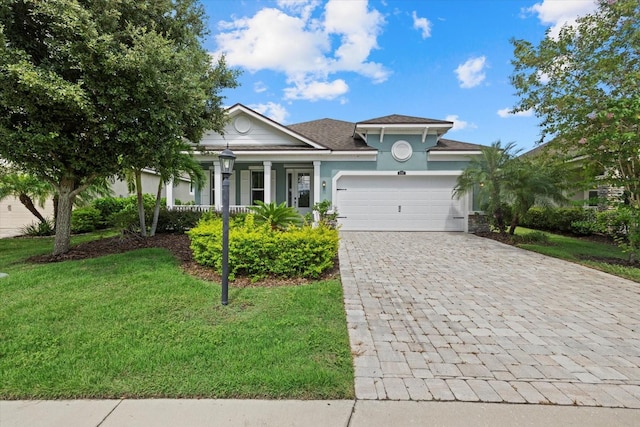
(2, 399, 639, 427)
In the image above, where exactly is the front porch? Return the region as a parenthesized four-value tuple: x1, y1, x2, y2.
(166, 160, 324, 216)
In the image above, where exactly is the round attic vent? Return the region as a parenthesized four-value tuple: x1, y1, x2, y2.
(233, 116, 252, 134)
(391, 140, 412, 162)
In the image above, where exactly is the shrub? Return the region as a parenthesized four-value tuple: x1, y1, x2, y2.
(71, 206, 102, 233)
(313, 200, 339, 228)
(21, 219, 55, 236)
(570, 220, 600, 236)
(188, 216, 339, 281)
(521, 207, 592, 233)
(596, 209, 630, 238)
(155, 208, 203, 233)
(91, 197, 128, 228)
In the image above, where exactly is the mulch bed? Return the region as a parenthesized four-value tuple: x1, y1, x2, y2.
(28, 233, 340, 288)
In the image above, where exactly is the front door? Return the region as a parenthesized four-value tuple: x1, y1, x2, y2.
(287, 169, 313, 215)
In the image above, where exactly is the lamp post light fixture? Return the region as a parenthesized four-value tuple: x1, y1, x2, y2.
(219, 148, 235, 305)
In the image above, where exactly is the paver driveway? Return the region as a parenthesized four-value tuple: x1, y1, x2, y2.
(339, 232, 640, 408)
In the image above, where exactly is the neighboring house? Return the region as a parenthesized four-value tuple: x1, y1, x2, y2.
(111, 169, 194, 204)
(176, 103, 485, 232)
(522, 142, 622, 208)
(0, 196, 54, 238)
(1, 169, 194, 238)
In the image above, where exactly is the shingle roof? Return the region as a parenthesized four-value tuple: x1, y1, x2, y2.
(358, 114, 453, 125)
(428, 138, 484, 151)
(287, 118, 374, 151)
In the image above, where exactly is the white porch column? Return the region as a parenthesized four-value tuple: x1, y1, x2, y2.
(313, 161, 321, 206)
(263, 161, 272, 204)
(166, 178, 174, 208)
(214, 163, 222, 210)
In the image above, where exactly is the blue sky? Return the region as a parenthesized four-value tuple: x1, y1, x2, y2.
(201, 0, 599, 153)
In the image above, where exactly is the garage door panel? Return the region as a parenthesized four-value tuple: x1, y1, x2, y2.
(336, 175, 465, 232)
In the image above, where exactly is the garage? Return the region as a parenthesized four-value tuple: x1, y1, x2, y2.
(335, 173, 466, 231)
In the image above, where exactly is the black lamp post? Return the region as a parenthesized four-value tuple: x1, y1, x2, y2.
(219, 148, 235, 305)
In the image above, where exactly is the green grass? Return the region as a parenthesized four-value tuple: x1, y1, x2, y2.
(514, 227, 640, 283)
(0, 235, 354, 399)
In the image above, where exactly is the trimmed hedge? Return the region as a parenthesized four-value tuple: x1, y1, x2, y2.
(71, 206, 102, 233)
(520, 207, 593, 233)
(188, 214, 339, 281)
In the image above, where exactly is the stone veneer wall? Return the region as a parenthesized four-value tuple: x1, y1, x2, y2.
(468, 212, 490, 234)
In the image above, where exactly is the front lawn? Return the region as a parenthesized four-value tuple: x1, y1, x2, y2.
(513, 227, 640, 283)
(0, 235, 354, 399)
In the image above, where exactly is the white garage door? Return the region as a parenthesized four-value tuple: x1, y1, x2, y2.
(335, 174, 466, 231)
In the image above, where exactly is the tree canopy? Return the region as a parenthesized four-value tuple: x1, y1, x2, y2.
(510, 0, 639, 208)
(0, 0, 239, 254)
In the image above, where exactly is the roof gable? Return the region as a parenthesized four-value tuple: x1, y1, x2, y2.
(198, 103, 329, 152)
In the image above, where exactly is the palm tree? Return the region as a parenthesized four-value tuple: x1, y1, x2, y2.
(149, 150, 205, 236)
(454, 141, 519, 234)
(248, 201, 303, 231)
(0, 167, 52, 224)
(504, 156, 569, 235)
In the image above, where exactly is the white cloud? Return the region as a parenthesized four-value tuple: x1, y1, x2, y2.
(253, 81, 267, 93)
(497, 108, 534, 118)
(445, 115, 477, 131)
(454, 56, 487, 89)
(412, 11, 432, 39)
(214, 0, 389, 102)
(527, 0, 598, 39)
(283, 79, 348, 101)
(250, 102, 290, 123)
(277, 0, 322, 22)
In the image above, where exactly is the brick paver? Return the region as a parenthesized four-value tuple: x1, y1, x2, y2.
(339, 232, 640, 408)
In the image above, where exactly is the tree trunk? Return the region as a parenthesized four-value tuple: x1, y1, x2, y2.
(135, 170, 147, 237)
(53, 180, 75, 255)
(149, 179, 163, 237)
(18, 193, 46, 223)
(53, 194, 59, 231)
(508, 212, 519, 235)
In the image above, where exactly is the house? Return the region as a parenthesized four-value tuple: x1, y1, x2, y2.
(0, 196, 54, 238)
(522, 142, 623, 209)
(110, 169, 194, 203)
(175, 104, 484, 232)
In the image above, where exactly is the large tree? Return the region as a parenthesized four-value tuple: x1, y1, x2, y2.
(0, 0, 238, 254)
(511, 0, 640, 208)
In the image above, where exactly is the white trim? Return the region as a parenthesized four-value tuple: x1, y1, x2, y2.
(213, 163, 222, 210)
(166, 178, 174, 208)
(263, 161, 272, 204)
(357, 123, 453, 130)
(194, 151, 377, 162)
(313, 161, 321, 207)
(428, 151, 483, 162)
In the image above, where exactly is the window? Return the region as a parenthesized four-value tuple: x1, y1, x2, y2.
(588, 190, 599, 207)
(251, 171, 264, 204)
(189, 181, 195, 196)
